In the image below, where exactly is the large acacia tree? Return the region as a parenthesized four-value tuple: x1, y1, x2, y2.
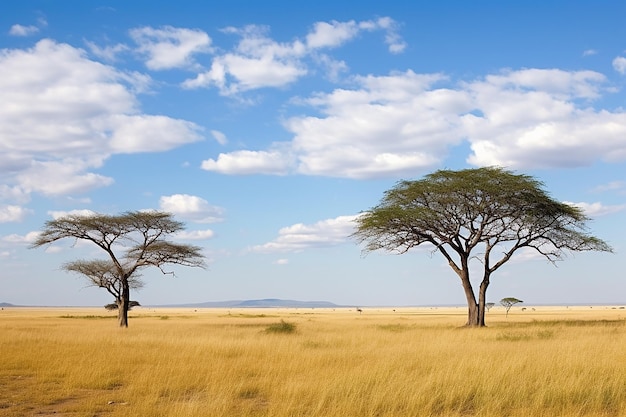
(353, 167, 612, 327)
(32, 211, 205, 327)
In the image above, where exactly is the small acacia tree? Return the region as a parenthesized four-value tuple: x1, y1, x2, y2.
(32, 211, 205, 327)
(500, 297, 523, 317)
(353, 167, 612, 327)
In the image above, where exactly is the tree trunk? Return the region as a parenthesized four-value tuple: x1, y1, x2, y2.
(477, 273, 490, 327)
(117, 280, 130, 328)
(458, 268, 480, 327)
(466, 301, 479, 327)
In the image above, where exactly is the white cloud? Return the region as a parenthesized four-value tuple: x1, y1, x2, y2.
(1, 231, 40, 244)
(564, 201, 626, 217)
(582, 49, 597, 57)
(0, 39, 203, 201)
(374, 16, 407, 53)
(202, 149, 294, 175)
(9, 24, 39, 37)
(130, 26, 212, 70)
(211, 130, 228, 145)
(273, 258, 289, 265)
(106, 114, 203, 153)
(612, 56, 626, 74)
(203, 71, 468, 178)
(0, 184, 30, 204)
(200, 67, 626, 178)
(48, 209, 96, 220)
(159, 194, 224, 223)
(313, 54, 349, 82)
(0, 205, 32, 223)
(174, 229, 215, 240)
(463, 69, 626, 168)
(16, 159, 114, 196)
(306, 21, 361, 49)
(183, 48, 307, 93)
(183, 18, 405, 94)
(85, 41, 130, 61)
(251, 215, 359, 253)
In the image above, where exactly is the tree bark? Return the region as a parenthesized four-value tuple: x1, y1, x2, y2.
(458, 267, 480, 327)
(477, 273, 490, 327)
(117, 279, 130, 328)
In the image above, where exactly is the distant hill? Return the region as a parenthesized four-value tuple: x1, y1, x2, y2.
(0, 302, 16, 307)
(153, 298, 342, 308)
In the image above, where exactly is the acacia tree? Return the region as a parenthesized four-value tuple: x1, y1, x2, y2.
(353, 167, 612, 327)
(500, 297, 523, 317)
(32, 211, 205, 327)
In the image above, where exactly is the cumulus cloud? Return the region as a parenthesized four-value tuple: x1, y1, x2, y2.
(0, 205, 32, 223)
(564, 201, 626, 217)
(0, 39, 203, 202)
(174, 229, 215, 240)
(305, 20, 361, 49)
(159, 194, 224, 223)
(613, 56, 626, 74)
(182, 24, 306, 92)
(16, 159, 114, 196)
(9, 24, 39, 36)
(463, 69, 625, 168)
(201, 67, 626, 178)
(183, 18, 405, 94)
(374, 16, 407, 53)
(0, 184, 30, 204)
(203, 71, 468, 178)
(1, 230, 40, 244)
(201, 149, 294, 175)
(250, 215, 359, 253)
(130, 25, 212, 70)
(48, 209, 97, 220)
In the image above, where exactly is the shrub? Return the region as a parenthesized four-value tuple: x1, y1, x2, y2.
(265, 320, 297, 334)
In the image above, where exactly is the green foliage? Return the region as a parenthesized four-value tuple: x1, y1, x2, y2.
(265, 319, 297, 334)
(353, 166, 613, 327)
(104, 301, 141, 311)
(31, 211, 206, 327)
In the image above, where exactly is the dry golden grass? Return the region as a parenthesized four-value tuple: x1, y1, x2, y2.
(1, 305, 625, 416)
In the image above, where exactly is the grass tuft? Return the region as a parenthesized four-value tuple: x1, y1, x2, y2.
(377, 323, 412, 332)
(264, 319, 297, 334)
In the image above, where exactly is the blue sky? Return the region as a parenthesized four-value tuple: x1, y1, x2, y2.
(1, 1, 625, 307)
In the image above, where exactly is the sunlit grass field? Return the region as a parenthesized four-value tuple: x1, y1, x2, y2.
(1, 305, 625, 416)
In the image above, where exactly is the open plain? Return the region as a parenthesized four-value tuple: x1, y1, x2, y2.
(1, 305, 625, 416)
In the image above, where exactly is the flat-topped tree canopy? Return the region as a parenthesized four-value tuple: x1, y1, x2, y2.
(32, 211, 206, 327)
(353, 167, 613, 327)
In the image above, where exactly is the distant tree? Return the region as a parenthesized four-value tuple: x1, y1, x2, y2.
(485, 302, 495, 312)
(500, 297, 523, 317)
(353, 167, 612, 327)
(32, 211, 205, 327)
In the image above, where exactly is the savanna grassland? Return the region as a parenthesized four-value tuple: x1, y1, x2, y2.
(1, 306, 625, 417)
